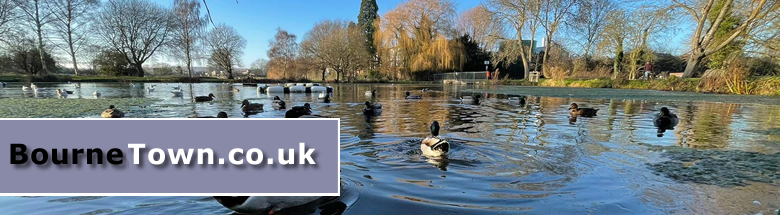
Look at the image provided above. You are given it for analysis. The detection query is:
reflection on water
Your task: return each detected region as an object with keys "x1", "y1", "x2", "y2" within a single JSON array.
[{"x1": 0, "y1": 83, "x2": 778, "y2": 214}]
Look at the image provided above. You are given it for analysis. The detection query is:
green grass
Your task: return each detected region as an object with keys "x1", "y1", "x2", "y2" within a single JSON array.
[{"x1": 0, "y1": 98, "x2": 159, "y2": 118}]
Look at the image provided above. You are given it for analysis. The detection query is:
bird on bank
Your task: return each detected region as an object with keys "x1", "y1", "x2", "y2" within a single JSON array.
[
  {"x1": 101, "y1": 105, "x2": 125, "y2": 118},
  {"x1": 195, "y1": 93, "x2": 215, "y2": 102},
  {"x1": 241, "y1": 99, "x2": 264, "y2": 113},
  {"x1": 285, "y1": 103, "x2": 312, "y2": 118},
  {"x1": 569, "y1": 103, "x2": 599, "y2": 117},
  {"x1": 509, "y1": 96, "x2": 526, "y2": 105},
  {"x1": 405, "y1": 91, "x2": 422, "y2": 99},
  {"x1": 654, "y1": 107, "x2": 679, "y2": 129},
  {"x1": 421, "y1": 121, "x2": 449, "y2": 157},
  {"x1": 363, "y1": 101, "x2": 382, "y2": 116},
  {"x1": 171, "y1": 88, "x2": 183, "y2": 97},
  {"x1": 460, "y1": 95, "x2": 480, "y2": 105},
  {"x1": 272, "y1": 96, "x2": 286, "y2": 110}
]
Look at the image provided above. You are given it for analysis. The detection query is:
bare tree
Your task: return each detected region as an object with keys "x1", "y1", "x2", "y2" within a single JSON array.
[
  {"x1": 673, "y1": 0, "x2": 780, "y2": 77},
  {"x1": 172, "y1": 0, "x2": 206, "y2": 77},
  {"x1": 205, "y1": 23, "x2": 245, "y2": 79},
  {"x1": 456, "y1": 4, "x2": 504, "y2": 50},
  {"x1": 96, "y1": 0, "x2": 174, "y2": 77},
  {"x1": 13, "y1": 0, "x2": 52, "y2": 75},
  {"x1": 45, "y1": 0, "x2": 98, "y2": 76},
  {"x1": 301, "y1": 19, "x2": 368, "y2": 82},
  {"x1": 488, "y1": 0, "x2": 543, "y2": 79},
  {"x1": 0, "y1": 0, "x2": 16, "y2": 40},
  {"x1": 267, "y1": 28, "x2": 298, "y2": 80},
  {"x1": 249, "y1": 58, "x2": 268, "y2": 77},
  {"x1": 539, "y1": 0, "x2": 577, "y2": 72},
  {"x1": 599, "y1": 9, "x2": 629, "y2": 78},
  {"x1": 567, "y1": 0, "x2": 615, "y2": 57}
]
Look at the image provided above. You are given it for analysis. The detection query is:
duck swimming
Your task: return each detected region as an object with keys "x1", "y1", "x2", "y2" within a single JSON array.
[
  {"x1": 654, "y1": 107, "x2": 679, "y2": 131},
  {"x1": 365, "y1": 90, "x2": 376, "y2": 97},
  {"x1": 233, "y1": 87, "x2": 240, "y2": 92},
  {"x1": 241, "y1": 99, "x2": 264, "y2": 113},
  {"x1": 56, "y1": 89, "x2": 68, "y2": 98},
  {"x1": 194, "y1": 93, "x2": 215, "y2": 102},
  {"x1": 569, "y1": 103, "x2": 598, "y2": 117},
  {"x1": 171, "y1": 88, "x2": 183, "y2": 97},
  {"x1": 508, "y1": 96, "x2": 526, "y2": 105},
  {"x1": 319, "y1": 93, "x2": 331, "y2": 103},
  {"x1": 285, "y1": 103, "x2": 312, "y2": 118},
  {"x1": 460, "y1": 95, "x2": 480, "y2": 105},
  {"x1": 93, "y1": 90, "x2": 101, "y2": 97},
  {"x1": 146, "y1": 86, "x2": 155, "y2": 92},
  {"x1": 272, "y1": 96, "x2": 286, "y2": 110},
  {"x1": 405, "y1": 91, "x2": 422, "y2": 99},
  {"x1": 421, "y1": 121, "x2": 449, "y2": 157},
  {"x1": 363, "y1": 101, "x2": 382, "y2": 116},
  {"x1": 100, "y1": 105, "x2": 125, "y2": 118}
]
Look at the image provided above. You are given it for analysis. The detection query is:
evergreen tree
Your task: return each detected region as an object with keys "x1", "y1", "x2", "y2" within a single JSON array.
[{"x1": 357, "y1": 0, "x2": 379, "y2": 66}]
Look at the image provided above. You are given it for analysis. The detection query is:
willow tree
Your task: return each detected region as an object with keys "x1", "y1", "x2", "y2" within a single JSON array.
[
  {"x1": 673, "y1": 0, "x2": 780, "y2": 78},
  {"x1": 379, "y1": 0, "x2": 462, "y2": 80}
]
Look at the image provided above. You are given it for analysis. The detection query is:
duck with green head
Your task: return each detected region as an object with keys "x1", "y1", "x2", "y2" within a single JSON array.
[
  {"x1": 421, "y1": 121, "x2": 449, "y2": 157},
  {"x1": 363, "y1": 101, "x2": 382, "y2": 116}
]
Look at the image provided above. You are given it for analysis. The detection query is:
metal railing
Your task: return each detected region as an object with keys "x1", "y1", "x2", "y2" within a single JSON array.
[{"x1": 434, "y1": 71, "x2": 489, "y2": 83}]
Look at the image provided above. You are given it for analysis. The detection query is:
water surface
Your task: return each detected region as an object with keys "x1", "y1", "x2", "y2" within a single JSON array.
[{"x1": 0, "y1": 83, "x2": 778, "y2": 215}]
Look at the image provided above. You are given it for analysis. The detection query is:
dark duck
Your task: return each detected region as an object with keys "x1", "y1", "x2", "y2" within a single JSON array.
[
  {"x1": 363, "y1": 101, "x2": 382, "y2": 116},
  {"x1": 654, "y1": 107, "x2": 679, "y2": 136},
  {"x1": 569, "y1": 103, "x2": 599, "y2": 117},
  {"x1": 285, "y1": 103, "x2": 312, "y2": 118},
  {"x1": 272, "y1": 96, "x2": 286, "y2": 110}
]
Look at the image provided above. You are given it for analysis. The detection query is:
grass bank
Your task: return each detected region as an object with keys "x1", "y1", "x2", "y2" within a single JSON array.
[
  {"x1": 0, "y1": 74, "x2": 439, "y2": 85},
  {"x1": 492, "y1": 76, "x2": 780, "y2": 96}
]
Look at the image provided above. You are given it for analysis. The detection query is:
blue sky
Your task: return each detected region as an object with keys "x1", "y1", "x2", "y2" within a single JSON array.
[{"x1": 151, "y1": 0, "x2": 483, "y2": 67}]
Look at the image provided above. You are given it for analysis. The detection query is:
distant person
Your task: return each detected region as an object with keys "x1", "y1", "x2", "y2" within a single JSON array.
[{"x1": 644, "y1": 61, "x2": 653, "y2": 80}]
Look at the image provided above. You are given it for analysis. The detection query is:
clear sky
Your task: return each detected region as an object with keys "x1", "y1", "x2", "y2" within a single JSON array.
[{"x1": 150, "y1": 0, "x2": 483, "y2": 67}]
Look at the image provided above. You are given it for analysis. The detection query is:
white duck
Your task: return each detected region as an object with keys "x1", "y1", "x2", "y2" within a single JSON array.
[
  {"x1": 171, "y1": 88, "x2": 183, "y2": 97},
  {"x1": 421, "y1": 121, "x2": 449, "y2": 157}
]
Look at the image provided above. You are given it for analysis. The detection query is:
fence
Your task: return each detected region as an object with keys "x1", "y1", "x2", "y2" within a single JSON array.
[{"x1": 433, "y1": 71, "x2": 489, "y2": 83}]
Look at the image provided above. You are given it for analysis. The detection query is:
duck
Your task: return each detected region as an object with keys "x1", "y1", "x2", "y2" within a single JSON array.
[
  {"x1": 272, "y1": 96, "x2": 286, "y2": 110},
  {"x1": 318, "y1": 91, "x2": 328, "y2": 99},
  {"x1": 421, "y1": 121, "x2": 449, "y2": 157},
  {"x1": 213, "y1": 196, "x2": 332, "y2": 214},
  {"x1": 197, "y1": 112, "x2": 228, "y2": 118},
  {"x1": 65, "y1": 90, "x2": 74, "y2": 94},
  {"x1": 569, "y1": 103, "x2": 598, "y2": 117},
  {"x1": 285, "y1": 103, "x2": 312, "y2": 118},
  {"x1": 654, "y1": 107, "x2": 679, "y2": 129},
  {"x1": 146, "y1": 86, "x2": 155, "y2": 92},
  {"x1": 100, "y1": 105, "x2": 125, "y2": 118},
  {"x1": 93, "y1": 90, "x2": 101, "y2": 97},
  {"x1": 508, "y1": 96, "x2": 526, "y2": 105},
  {"x1": 460, "y1": 95, "x2": 480, "y2": 105},
  {"x1": 319, "y1": 93, "x2": 331, "y2": 103},
  {"x1": 171, "y1": 88, "x2": 183, "y2": 97},
  {"x1": 405, "y1": 91, "x2": 422, "y2": 99},
  {"x1": 363, "y1": 101, "x2": 382, "y2": 116},
  {"x1": 365, "y1": 90, "x2": 376, "y2": 97},
  {"x1": 241, "y1": 99, "x2": 264, "y2": 113},
  {"x1": 194, "y1": 93, "x2": 215, "y2": 102},
  {"x1": 56, "y1": 89, "x2": 68, "y2": 98},
  {"x1": 233, "y1": 87, "x2": 240, "y2": 92}
]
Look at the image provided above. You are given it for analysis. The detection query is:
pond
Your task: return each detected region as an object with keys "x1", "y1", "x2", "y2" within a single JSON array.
[{"x1": 0, "y1": 82, "x2": 778, "y2": 215}]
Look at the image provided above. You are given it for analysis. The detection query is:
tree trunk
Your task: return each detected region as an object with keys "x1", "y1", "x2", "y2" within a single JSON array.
[
  {"x1": 227, "y1": 67, "x2": 233, "y2": 79},
  {"x1": 612, "y1": 41, "x2": 623, "y2": 79},
  {"x1": 321, "y1": 68, "x2": 326, "y2": 81},
  {"x1": 682, "y1": 53, "x2": 705, "y2": 78},
  {"x1": 68, "y1": 32, "x2": 78, "y2": 76},
  {"x1": 133, "y1": 63, "x2": 145, "y2": 77},
  {"x1": 35, "y1": 0, "x2": 47, "y2": 75}
]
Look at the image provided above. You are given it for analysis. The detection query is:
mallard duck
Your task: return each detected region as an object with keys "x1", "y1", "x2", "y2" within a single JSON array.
[
  {"x1": 285, "y1": 103, "x2": 312, "y2": 118},
  {"x1": 509, "y1": 96, "x2": 526, "y2": 105},
  {"x1": 272, "y1": 96, "x2": 286, "y2": 110},
  {"x1": 233, "y1": 88, "x2": 240, "y2": 92},
  {"x1": 195, "y1": 93, "x2": 215, "y2": 102},
  {"x1": 319, "y1": 93, "x2": 331, "y2": 103},
  {"x1": 460, "y1": 95, "x2": 480, "y2": 105},
  {"x1": 101, "y1": 105, "x2": 125, "y2": 118},
  {"x1": 654, "y1": 107, "x2": 679, "y2": 129},
  {"x1": 93, "y1": 90, "x2": 101, "y2": 97},
  {"x1": 365, "y1": 90, "x2": 376, "y2": 96},
  {"x1": 198, "y1": 112, "x2": 228, "y2": 118},
  {"x1": 363, "y1": 101, "x2": 382, "y2": 116},
  {"x1": 405, "y1": 91, "x2": 422, "y2": 99},
  {"x1": 171, "y1": 88, "x2": 183, "y2": 97},
  {"x1": 241, "y1": 99, "x2": 264, "y2": 113},
  {"x1": 569, "y1": 103, "x2": 598, "y2": 117},
  {"x1": 56, "y1": 89, "x2": 68, "y2": 98},
  {"x1": 421, "y1": 121, "x2": 449, "y2": 157}
]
